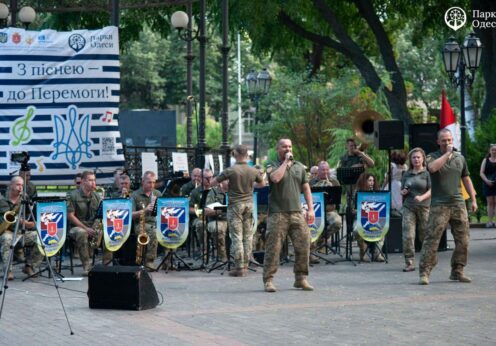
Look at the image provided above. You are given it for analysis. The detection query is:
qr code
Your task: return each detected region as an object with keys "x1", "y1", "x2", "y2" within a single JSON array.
[{"x1": 101, "y1": 137, "x2": 115, "y2": 154}]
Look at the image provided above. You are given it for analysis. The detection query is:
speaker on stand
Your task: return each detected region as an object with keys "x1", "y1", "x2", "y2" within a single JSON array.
[{"x1": 409, "y1": 123, "x2": 439, "y2": 154}]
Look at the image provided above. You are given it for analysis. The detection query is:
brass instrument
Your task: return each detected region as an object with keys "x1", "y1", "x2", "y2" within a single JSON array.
[
  {"x1": 89, "y1": 218, "x2": 103, "y2": 249},
  {"x1": 0, "y1": 203, "x2": 20, "y2": 235},
  {"x1": 135, "y1": 201, "x2": 151, "y2": 266},
  {"x1": 352, "y1": 110, "x2": 384, "y2": 151}
]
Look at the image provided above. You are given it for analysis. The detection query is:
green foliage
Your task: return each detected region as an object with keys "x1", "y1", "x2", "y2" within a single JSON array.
[
  {"x1": 176, "y1": 112, "x2": 223, "y2": 149},
  {"x1": 466, "y1": 114, "x2": 496, "y2": 205}
]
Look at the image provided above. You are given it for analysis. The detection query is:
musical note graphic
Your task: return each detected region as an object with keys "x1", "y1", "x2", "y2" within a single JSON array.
[
  {"x1": 102, "y1": 111, "x2": 113, "y2": 123},
  {"x1": 11, "y1": 106, "x2": 35, "y2": 147},
  {"x1": 51, "y1": 105, "x2": 92, "y2": 169},
  {"x1": 36, "y1": 159, "x2": 45, "y2": 172}
]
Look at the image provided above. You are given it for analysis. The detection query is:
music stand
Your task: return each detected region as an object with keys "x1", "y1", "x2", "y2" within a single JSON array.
[
  {"x1": 310, "y1": 186, "x2": 343, "y2": 264},
  {"x1": 336, "y1": 167, "x2": 364, "y2": 265}
]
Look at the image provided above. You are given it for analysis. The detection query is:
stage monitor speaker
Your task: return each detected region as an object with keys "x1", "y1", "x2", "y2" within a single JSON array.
[
  {"x1": 409, "y1": 123, "x2": 439, "y2": 154},
  {"x1": 88, "y1": 265, "x2": 159, "y2": 310},
  {"x1": 384, "y1": 216, "x2": 403, "y2": 253},
  {"x1": 374, "y1": 120, "x2": 404, "y2": 149}
]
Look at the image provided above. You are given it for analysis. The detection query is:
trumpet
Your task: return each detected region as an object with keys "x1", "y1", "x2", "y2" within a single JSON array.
[{"x1": 0, "y1": 204, "x2": 20, "y2": 235}]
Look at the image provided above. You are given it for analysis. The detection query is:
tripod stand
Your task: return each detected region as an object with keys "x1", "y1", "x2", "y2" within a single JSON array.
[
  {"x1": 0, "y1": 183, "x2": 74, "y2": 334},
  {"x1": 335, "y1": 167, "x2": 364, "y2": 266}
]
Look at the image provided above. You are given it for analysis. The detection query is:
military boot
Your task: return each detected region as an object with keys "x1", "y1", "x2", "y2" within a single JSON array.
[
  {"x1": 419, "y1": 274, "x2": 429, "y2": 285},
  {"x1": 358, "y1": 239, "x2": 370, "y2": 262},
  {"x1": 449, "y1": 272, "x2": 472, "y2": 283},
  {"x1": 403, "y1": 259, "x2": 415, "y2": 272},
  {"x1": 264, "y1": 280, "x2": 277, "y2": 292},
  {"x1": 228, "y1": 268, "x2": 244, "y2": 277},
  {"x1": 294, "y1": 276, "x2": 314, "y2": 291},
  {"x1": 22, "y1": 264, "x2": 36, "y2": 277}
]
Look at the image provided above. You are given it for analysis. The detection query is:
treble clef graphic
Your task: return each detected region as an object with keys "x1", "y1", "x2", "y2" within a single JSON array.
[{"x1": 11, "y1": 106, "x2": 35, "y2": 147}]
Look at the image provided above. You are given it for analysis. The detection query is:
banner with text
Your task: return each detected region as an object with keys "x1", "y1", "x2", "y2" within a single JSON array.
[
  {"x1": 0, "y1": 26, "x2": 124, "y2": 184},
  {"x1": 300, "y1": 192, "x2": 324, "y2": 243},
  {"x1": 36, "y1": 200, "x2": 67, "y2": 257},
  {"x1": 156, "y1": 197, "x2": 189, "y2": 249},
  {"x1": 356, "y1": 191, "x2": 390, "y2": 242}
]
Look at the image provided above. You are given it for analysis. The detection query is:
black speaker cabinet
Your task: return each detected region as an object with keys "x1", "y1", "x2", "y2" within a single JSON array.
[
  {"x1": 409, "y1": 123, "x2": 439, "y2": 154},
  {"x1": 88, "y1": 265, "x2": 159, "y2": 310},
  {"x1": 374, "y1": 120, "x2": 404, "y2": 150},
  {"x1": 384, "y1": 216, "x2": 403, "y2": 253}
]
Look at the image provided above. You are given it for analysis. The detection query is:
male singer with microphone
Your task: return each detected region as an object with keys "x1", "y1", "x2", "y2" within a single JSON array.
[
  {"x1": 263, "y1": 138, "x2": 315, "y2": 292},
  {"x1": 419, "y1": 129, "x2": 477, "y2": 285}
]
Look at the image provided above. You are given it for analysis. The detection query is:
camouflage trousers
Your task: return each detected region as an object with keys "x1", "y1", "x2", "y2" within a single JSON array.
[
  {"x1": 142, "y1": 223, "x2": 158, "y2": 264},
  {"x1": 263, "y1": 212, "x2": 310, "y2": 282},
  {"x1": 310, "y1": 211, "x2": 342, "y2": 252},
  {"x1": 69, "y1": 227, "x2": 94, "y2": 270},
  {"x1": 402, "y1": 205, "x2": 429, "y2": 264},
  {"x1": 419, "y1": 203, "x2": 469, "y2": 277},
  {"x1": 252, "y1": 212, "x2": 268, "y2": 252},
  {"x1": 227, "y1": 202, "x2": 254, "y2": 269},
  {"x1": 1, "y1": 230, "x2": 43, "y2": 271},
  {"x1": 207, "y1": 220, "x2": 228, "y2": 261}
]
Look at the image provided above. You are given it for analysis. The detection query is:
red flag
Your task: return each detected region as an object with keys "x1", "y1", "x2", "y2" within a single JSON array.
[{"x1": 440, "y1": 89, "x2": 460, "y2": 149}]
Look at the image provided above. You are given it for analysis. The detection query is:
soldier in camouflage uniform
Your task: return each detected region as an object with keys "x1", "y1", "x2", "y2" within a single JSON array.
[
  {"x1": 419, "y1": 129, "x2": 477, "y2": 285},
  {"x1": 263, "y1": 138, "x2": 315, "y2": 292},
  {"x1": 309, "y1": 161, "x2": 342, "y2": 264},
  {"x1": 204, "y1": 179, "x2": 229, "y2": 262},
  {"x1": 189, "y1": 169, "x2": 214, "y2": 257},
  {"x1": 67, "y1": 171, "x2": 102, "y2": 276},
  {"x1": 0, "y1": 176, "x2": 43, "y2": 280},
  {"x1": 131, "y1": 171, "x2": 162, "y2": 269},
  {"x1": 400, "y1": 148, "x2": 431, "y2": 272},
  {"x1": 215, "y1": 145, "x2": 263, "y2": 276}
]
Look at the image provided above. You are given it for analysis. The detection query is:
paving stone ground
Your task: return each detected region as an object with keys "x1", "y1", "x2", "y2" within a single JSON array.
[{"x1": 1, "y1": 227, "x2": 495, "y2": 345}]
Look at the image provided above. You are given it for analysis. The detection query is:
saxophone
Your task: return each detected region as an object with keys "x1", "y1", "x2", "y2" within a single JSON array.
[
  {"x1": 89, "y1": 218, "x2": 103, "y2": 249},
  {"x1": 0, "y1": 203, "x2": 20, "y2": 235},
  {"x1": 135, "y1": 202, "x2": 150, "y2": 266}
]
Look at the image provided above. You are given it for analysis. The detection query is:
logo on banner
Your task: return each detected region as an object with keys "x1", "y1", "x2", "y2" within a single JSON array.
[
  {"x1": 444, "y1": 7, "x2": 466, "y2": 31},
  {"x1": 0, "y1": 33, "x2": 7, "y2": 43},
  {"x1": 40, "y1": 212, "x2": 64, "y2": 245},
  {"x1": 12, "y1": 32, "x2": 21, "y2": 44},
  {"x1": 160, "y1": 207, "x2": 186, "y2": 238},
  {"x1": 68, "y1": 33, "x2": 86, "y2": 52},
  {"x1": 360, "y1": 201, "x2": 387, "y2": 236},
  {"x1": 105, "y1": 209, "x2": 130, "y2": 242},
  {"x1": 300, "y1": 192, "x2": 324, "y2": 243}
]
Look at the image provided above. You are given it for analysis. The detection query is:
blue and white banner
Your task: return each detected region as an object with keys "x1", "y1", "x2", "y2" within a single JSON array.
[
  {"x1": 356, "y1": 191, "x2": 390, "y2": 242},
  {"x1": 300, "y1": 192, "x2": 325, "y2": 243},
  {"x1": 156, "y1": 198, "x2": 189, "y2": 249},
  {"x1": 36, "y1": 201, "x2": 66, "y2": 257},
  {"x1": 0, "y1": 26, "x2": 124, "y2": 184},
  {"x1": 102, "y1": 198, "x2": 132, "y2": 252}
]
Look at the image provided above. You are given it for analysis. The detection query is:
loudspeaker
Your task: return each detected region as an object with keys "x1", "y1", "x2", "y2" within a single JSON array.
[
  {"x1": 374, "y1": 120, "x2": 404, "y2": 149},
  {"x1": 409, "y1": 123, "x2": 439, "y2": 154},
  {"x1": 88, "y1": 265, "x2": 159, "y2": 310},
  {"x1": 384, "y1": 216, "x2": 403, "y2": 253}
]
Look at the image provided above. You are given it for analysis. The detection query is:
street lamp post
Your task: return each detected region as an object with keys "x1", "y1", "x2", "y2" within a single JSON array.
[
  {"x1": 442, "y1": 33, "x2": 483, "y2": 156},
  {"x1": 172, "y1": 0, "x2": 207, "y2": 167},
  {"x1": 246, "y1": 68, "x2": 271, "y2": 163},
  {"x1": 0, "y1": 4, "x2": 36, "y2": 29}
]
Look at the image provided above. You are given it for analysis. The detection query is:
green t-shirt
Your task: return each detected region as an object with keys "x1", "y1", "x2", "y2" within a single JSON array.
[
  {"x1": 339, "y1": 154, "x2": 363, "y2": 168},
  {"x1": 427, "y1": 150, "x2": 468, "y2": 205},
  {"x1": 401, "y1": 169, "x2": 431, "y2": 208},
  {"x1": 266, "y1": 160, "x2": 307, "y2": 213},
  {"x1": 217, "y1": 162, "x2": 262, "y2": 204}
]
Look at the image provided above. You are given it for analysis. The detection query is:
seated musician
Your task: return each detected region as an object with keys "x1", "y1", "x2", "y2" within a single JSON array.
[
  {"x1": 181, "y1": 168, "x2": 202, "y2": 197},
  {"x1": 188, "y1": 168, "x2": 214, "y2": 254},
  {"x1": 67, "y1": 171, "x2": 102, "y2": 276},
  {"x1": 0, "y1": 176, "x2": 43, "y2": 280},
  {"x1": 131, "y1": 171, "x2": 162, "y2": 269},
  {"x1": 103, "y1": 173, "x2": 133, "y2": 265},
  {"x1": 204, "y1": 179, "x2": 229, "y2": 262},
  {"x1": 309, "y1": 161, "x2": 343, "y2": 264}
]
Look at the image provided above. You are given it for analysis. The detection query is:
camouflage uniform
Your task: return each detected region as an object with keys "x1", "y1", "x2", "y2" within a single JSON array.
[
  {"x1": 189, "y1": 186, "x2": 209, "y2": 252},
  {"x1": 0, "y1": 198, "x2": 43, "y2": 271},
  {"x1": 419, "y1": 150, "x2": 471, "y2": 279},
  {"x1": 131, "y1": 187, "x2": 162, "y2": 266},
  {"x1": 67, "y1": 188, "x2": 102, "y2": 271},
  {"x1": 309, "y1": 178, "x2": 342, "y2": 254},
  {"x1": 401, "y1": 169, "x2": 431, "y2": 265},
  {"x1": 205, "y1": 186, "x2": 228, "y2": 261},
  {"x1": 217, "y1": 162, "x2": 263, "y2": 270},
  {"x1": 263, "y1": 160, "x2": 311, "y2": 283}
]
